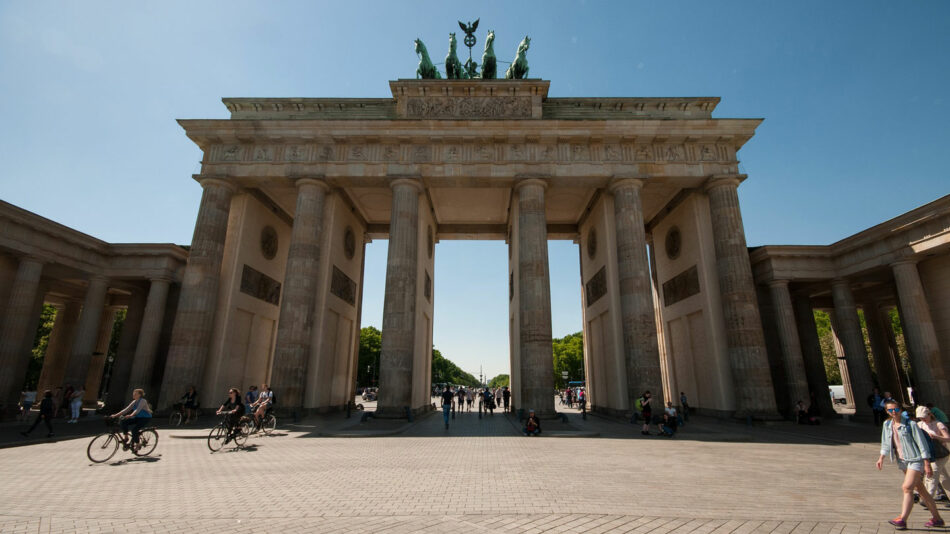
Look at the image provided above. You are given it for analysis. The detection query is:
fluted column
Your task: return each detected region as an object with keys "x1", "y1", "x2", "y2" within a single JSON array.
[
  {"x1": 768, "y1": 280, "x2": 811, "y2": 414},
  {"x1": 105, "y1": 289, "x2": 147, "y2": 411},
  {"x1": 892, "y1": 260, "x2": 948, "y2": 406},
  {"x1": 376, "y1": 178, "x2": 422, "y2": 417},
  {"x1": 37, "y1": 300, "x2": 81, "y2": 395},
  {"x1": 159, "y1": 178, "x2": 236, "y2": 409},
  {"x1": 126, "y1": 277, "x2": 172, "y2": 400},
  {"x1": 270, "y1": 178, "x2": 329, "y2": 412},
  {"x1": 62, "y1": 275, "x2": 110, "y2": 389},
  {"x1": 792, "y1": 295, "x2": 835, "y2": 417},
  {"x1": 705, "y1": 175, "x2": 778, "y2": 417},
  {"x1": 83, "y1": 306, "x2": 119, "y2": 405},
  {"x1": 610, "y1": 178, "x2": 663, "y2": 410},
  {"x1": 0, "y1": 257, "x2": 45, "y2": 412},
  {"x1": 830, "y1": 279, "x2": 875, "y2": 418},
  {"x1": 516, "y1": 178, "x2": 555, "y2": 418},
  {"x1": 863, "y1": 301, "x2": 904, "y2": 400}
]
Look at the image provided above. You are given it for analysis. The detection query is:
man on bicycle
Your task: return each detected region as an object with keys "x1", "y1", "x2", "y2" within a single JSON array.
[
  {"x1": 250, "y1": 383, "x2": 273, "y2": 428},
  {"x1": 215, "y1": 388, "x2": 244, "y2": 443},
  {"x1": 111, "y1": 388, "x2": 152, "y2": 451}
]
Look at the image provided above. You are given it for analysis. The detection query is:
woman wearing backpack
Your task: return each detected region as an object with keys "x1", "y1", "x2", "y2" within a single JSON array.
[
  {"x1": 876, "y1": 399, "x2": 944, "y2": 529},
  {"x1": 916, "y1": 406, "x2": 950, "y2": 503}
]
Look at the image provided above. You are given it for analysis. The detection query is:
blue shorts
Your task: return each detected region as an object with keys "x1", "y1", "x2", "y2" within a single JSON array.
[{"x1": 898, "y1": 459, "x2": 924, "y2": 473}]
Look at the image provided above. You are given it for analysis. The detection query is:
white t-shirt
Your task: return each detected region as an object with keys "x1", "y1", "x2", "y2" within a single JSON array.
[
  {"x1": 665, "y1": 406, "x2": 677, "y2": 417},
  {"x1": 258, "y1": 391, "x2": 273, "y2": 404}
]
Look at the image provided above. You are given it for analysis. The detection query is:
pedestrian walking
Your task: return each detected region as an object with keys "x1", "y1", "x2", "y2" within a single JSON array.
[
  {"x1": 19, "y1": 389, "x2": 37, "y2": 422},
  {"x1": 916, "y1": 406, "x2": 950, "y2": 503},
  {"x1": 67, "y1": 386, "x2": 84, "y2": 423},
  {"x1": 876, "y1": 399, "x2": 944, "y2": 529},
  {"x1": 869, "y1": 387, "x2": 885, "y2": 426},
  {"x1": 680, "y1": 391, "x2": 690, "y2": 422},
  {"x1": 502, "y1": 387, "x2": 511, "y2": 413},
  {"x1": 441, "y1": 386, "x2": 454, "y2": 430},
  {"x1": 21, "y1": 390, "x2": 54, "y2": 438}
]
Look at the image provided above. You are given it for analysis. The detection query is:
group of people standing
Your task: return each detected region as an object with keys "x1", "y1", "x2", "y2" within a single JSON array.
[
  {"x1": 875, "y1": 391, "x2": 950, "y2": 529},
  {"x1": 437, "y1": 385, "x2": 511, "y2": 429},
  {"x1": 632, "y1": 391, "x2": 689, "y2": 437}
]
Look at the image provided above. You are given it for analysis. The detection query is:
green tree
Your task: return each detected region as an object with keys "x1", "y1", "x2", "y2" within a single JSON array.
[
  {"x1": 488, "y1": 374, "x2": 509, "y2": 388},
  {"x1": 431, "y1": 347, "x2": 479, "y2": 387},
  {"x1": 356, "y1": 326, "x2": 381, "y2": 386},
  {"x1": 23, "y1": 304, "x2": 57, "y2": 390},
  {"x1": 553, "y1": 331, "x2": 584, "y2": 389}
]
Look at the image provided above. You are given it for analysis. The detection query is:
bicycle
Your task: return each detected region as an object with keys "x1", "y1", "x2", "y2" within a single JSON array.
[
  {"x1": 87, "y1": 416, "x2": 158, "y2": 463},
  {"x1": 207, "y1": 414, "x2": 249, "y2": 452},
  {"x1": 242, "y1": 408, "x2": 277, "y2": 436},
  {"x1": 169, "y1": 402, "x2": 199, "y2": 426}
]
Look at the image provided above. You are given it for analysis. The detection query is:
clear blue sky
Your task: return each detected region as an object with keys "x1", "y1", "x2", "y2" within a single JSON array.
[{"x1": 2, "y1": 2, "x2": 948, "y2": 380}]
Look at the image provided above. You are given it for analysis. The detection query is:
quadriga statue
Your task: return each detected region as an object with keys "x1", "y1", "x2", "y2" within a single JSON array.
[
  {"x1": 414, "y1": 38, "x2": 441, "y2": 79},
  {"x1": 480, "y1": 30, "x2": 497, "y2": 79},
  {"x1": 505, "y1": 35, "x2": 531, "y2": 80},
  {"x1": 445, "y1": 32, "x2": 466, "y2": 79}
]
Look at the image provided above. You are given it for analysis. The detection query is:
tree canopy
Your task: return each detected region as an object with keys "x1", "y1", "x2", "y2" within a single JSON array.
[
  {"x1": 357, "y1": 326, "x2": 479, "y2": 387},
  {"x1": 488, "y1": 374, "x2": 509, "y2": 388},
  {"x1": 553, "y1": 331, "x2": 584, "y2": 389}
]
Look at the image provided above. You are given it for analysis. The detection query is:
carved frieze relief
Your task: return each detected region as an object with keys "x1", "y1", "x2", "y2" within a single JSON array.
[
  {"x1": 405, "y1": 96, "x2": 532, "y2": 119},
  {"x1": 209, "y1": 142, "x2": 734, "y2": 165}
]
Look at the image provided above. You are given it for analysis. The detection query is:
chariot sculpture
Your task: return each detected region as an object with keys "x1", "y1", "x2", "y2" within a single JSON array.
[{"x1": 413, "y1": 20, "x2": 530, "y2": 80}]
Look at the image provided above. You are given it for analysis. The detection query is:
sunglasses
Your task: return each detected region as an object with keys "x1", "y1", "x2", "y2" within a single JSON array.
[{"x1": 886, "y1": 408, "x2": 900, "y2": 413}]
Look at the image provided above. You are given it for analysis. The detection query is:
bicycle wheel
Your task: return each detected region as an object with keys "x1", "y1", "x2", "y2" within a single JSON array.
[
  {"x1": 133, "y1": 429, "x2": 159, "y2": 456},
  {"x1": 233, "y1": 421, "x2": 250, "y2": 447},
  {"x1": 87, "y1": 433, "x2": 119, "y2": 463},
  {"x1": 207, "y1": 424, "x2": 227, "y2": 452},
  {"x1": 262, "y1": 413, "x2": 276, "y2": 435},
  {"x1": 169, "y1": 412, "x2": 182, "y2": 427}
]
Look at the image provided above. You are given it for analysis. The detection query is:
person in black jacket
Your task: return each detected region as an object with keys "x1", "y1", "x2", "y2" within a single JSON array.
[
  {"x1": 216, "y1": 388, "x2": 244, "y2": 443},
  {"x1": 21, "y1": 390, "x2": 54, "y2": 438}
]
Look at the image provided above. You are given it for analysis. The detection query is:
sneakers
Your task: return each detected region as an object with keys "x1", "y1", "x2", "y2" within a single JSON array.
[
  {"x1": 926, "y1": 518, "x2": 945, "y2": 528},
  {"x1": 888, "y1": 518, "x2": 906, "y2": 530}
]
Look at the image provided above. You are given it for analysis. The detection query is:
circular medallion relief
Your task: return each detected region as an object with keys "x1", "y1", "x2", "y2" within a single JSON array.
[
  {"x1": 427, "y1": 225, "x2": 434, "y2": 259},
  {"x1": 587, "y1": 228, "x2": 597, "y2": 259},
  {"x1": 665, "y1": 226, "x2": 682, "y2": 260},
  {"x1": 343, "y1": 227, "x2": 356, "y2": 260},
  {"x1": 260, "y1": 226, "x2": 278, "y2": 260}
]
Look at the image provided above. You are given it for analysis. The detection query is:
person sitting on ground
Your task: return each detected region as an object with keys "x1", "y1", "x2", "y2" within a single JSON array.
[
  {"x1": 216, "y1": 387, "x2": 245, "y2": 443},
  {"x1": 665, "y1": 401, "x2": 680, "y2": 427},
  {"x1": 112, "y1": 388, "x2": 152, "y2": 451},
  {"x1": 523, "y1": 409, "x2": 541, "y2": 436},
  {"x1": 658, "y1": 411, "x2": 678, "y2": 437},
  {"x1": 251, "y1": 383, "x2": 273, "y2": 427},
  {"x1": 795, "y1": 400, "x2": 809, "y2": 425}
]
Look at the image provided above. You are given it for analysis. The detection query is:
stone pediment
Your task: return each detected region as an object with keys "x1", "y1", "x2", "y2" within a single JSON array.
[{"x1": 389, "y1": 79, "x2": 548, "y2": 119}]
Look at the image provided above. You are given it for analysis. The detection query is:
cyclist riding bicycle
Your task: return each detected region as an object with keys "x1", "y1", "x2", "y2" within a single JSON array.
[
  {"x1": 111, "y1": 388, "x2": 152, "y2": 451},
  {"x1": 250, "y1": 383, "x2": 273, "y2": 427},
  {"x1": 215, "y1": 388, "x2": 244, "y2": 443}
]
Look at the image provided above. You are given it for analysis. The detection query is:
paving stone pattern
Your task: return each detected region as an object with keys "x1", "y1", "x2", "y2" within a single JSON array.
[{"x1": 0, "y1": 409, "x2": 936, "y2": 533}]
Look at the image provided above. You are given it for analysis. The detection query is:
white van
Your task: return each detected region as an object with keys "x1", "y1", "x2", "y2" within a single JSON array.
[{"x1": 828, "y1": 385, "x2": 848, "y2": 405}]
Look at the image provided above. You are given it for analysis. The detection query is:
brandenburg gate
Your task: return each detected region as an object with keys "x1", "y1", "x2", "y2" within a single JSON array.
[{"x1": 159, "y1": 77, "x2": 780, "y2": 420}]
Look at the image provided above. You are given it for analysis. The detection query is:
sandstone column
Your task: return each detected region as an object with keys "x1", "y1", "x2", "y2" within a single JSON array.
[
  {"x1": 159, "y1": 178, "x2": 236, "y2": 409},
  {"x1": 516, "y1": 179, "x2": 555, "y2": 418},
  {"x1": 610, "y1": 178, "x2": 663, "y2": 410},
  {"x1": 0, "y1": 257, "x2": 44, "y2": 412},
  {"x1": 792, "y1": 295, "x2": 836, "y2": 417},
  {"x1": 105, "y1": 289, "x2": 147, "y2": 411},
  {"x1": 37, "y1": 300, "x2": 81, "y2": 394},
  {"x1": 863, "y1": 301, "x2": 904, "y2": 399},
  {"x1": 126, "y1": 277, "x2": 172, "y2": 400},
  {"x1": 830, "y1": 279, "x2": 875, "y2": 419},
  {"x1": 768, "y1": 280, "x2": 811, "y2": 414},
  {"x1": 705, "y1": 175, "x2": 778, "y2": 418},
  {"x1": 892, "y1": 260, "x2": 949, "y2": 406},
  {"x1": 83, "y1": 306, "x2": 119, "y2": 405},
  {"x1": 270, "y1": 178, "x2": 329, "y2": 412},
  {"x1": 376, "y1": 178, "x2": 422, "y2": 417},
  {"x1": 62, "y1": 275, "x2": 110, "y2": 389}
]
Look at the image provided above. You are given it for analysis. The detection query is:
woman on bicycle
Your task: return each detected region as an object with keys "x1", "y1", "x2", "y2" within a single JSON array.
[
  {"x1": 251, "y1": 383, "x2": 273, "y2": 426},
  {"x1": 112, "y1": 388, "x2": 152, "y2": 451},
  {"x1": 215, "y1": 388, "x2": 244, "y2": 442}
]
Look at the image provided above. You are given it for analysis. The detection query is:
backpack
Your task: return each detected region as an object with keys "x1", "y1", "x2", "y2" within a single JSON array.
[
  {"x1": 269, "y1": 390, "x2": 277, "y2": 406},
  {"x1": 921, "y1": 424, "x2": 950, "y2": 459},
  {"x1": 635, "y1": 398, "x2": 643, "y2": 411}
]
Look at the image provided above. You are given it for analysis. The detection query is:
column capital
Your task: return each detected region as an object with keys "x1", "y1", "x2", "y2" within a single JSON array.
[
  {"x1": 194, "y1": 175, "x2": 239, "y2": 194},
  {"x1": 87, "y1": 274, "x2": 110, "y2": 284},
  {"x1": 704, "y1": 174, "x2": 747, "y2": 193},
  {"x1": 891, "y1": 258, "x2": 920, "y2": 268},
  {"x1": 514, "y1": 177, "x2": 548, "y2": 192},
  {"x1": 17, "y1": 255, "x2": 45, "y2": 267},
  {"x1": 830, "y1": 277, "x2": 851, "y2": 287},
  {"x1": 608, "y1": 176, "x2": 646, "y2": 193},
  {"x1": 768, "y1": 279, "x2": 790, "y2": 289},
  {"x1": 389, "y1": 177, "x2": 424, "y2": 193},
  {"x1": 295, "y1": 177, "x2": 330, "y2": 191}
]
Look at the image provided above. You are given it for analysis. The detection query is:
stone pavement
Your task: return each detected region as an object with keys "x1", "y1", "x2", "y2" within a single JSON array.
[{"x1": 0, "y1": 405, "x2": 939, "y2": 533}]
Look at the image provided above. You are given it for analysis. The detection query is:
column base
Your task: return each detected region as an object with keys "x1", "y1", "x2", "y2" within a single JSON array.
[{"x1": 374, "y1": 405, "x2": 434, "y2": 420}]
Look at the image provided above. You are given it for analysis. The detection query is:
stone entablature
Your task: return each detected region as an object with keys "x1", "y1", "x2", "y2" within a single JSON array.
[
  {"x1": 750, "y1": 195, "x2": 950, "y2": 283},
  {"x1": 0, "y1": 200, "x2": 187, "y2": 281}
]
